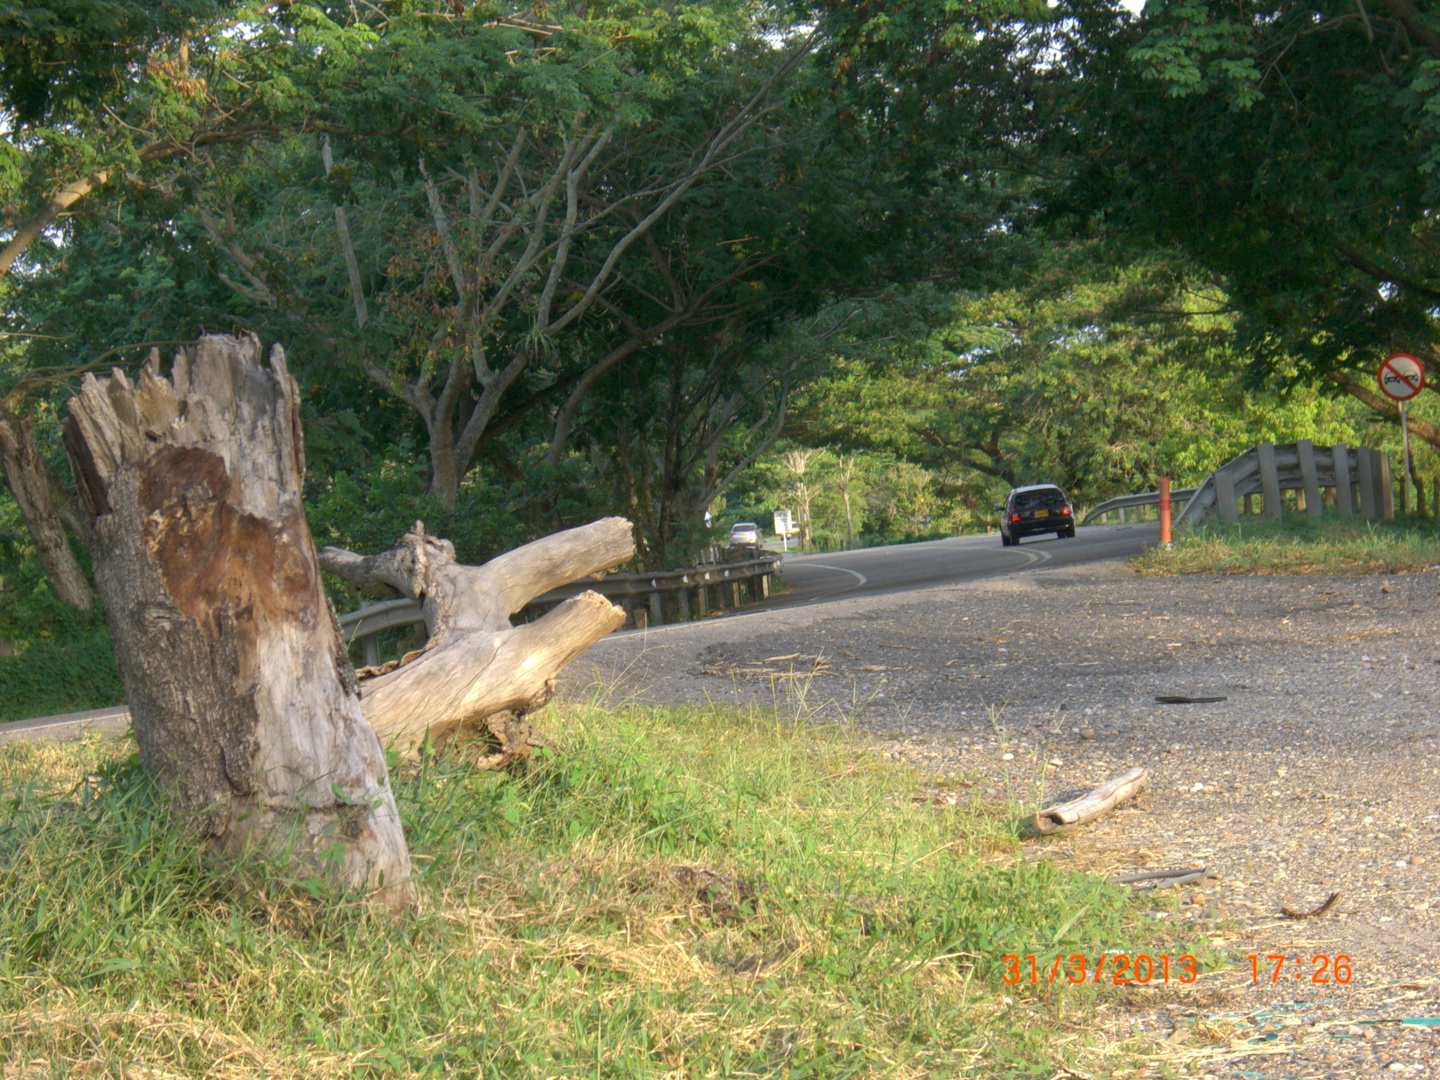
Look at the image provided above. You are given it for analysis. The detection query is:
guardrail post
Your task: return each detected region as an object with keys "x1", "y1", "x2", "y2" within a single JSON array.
[
  {"x1": 1159, "y1": 477, "x2": 1172, "y2": 547},
  {"x1": 1377, "y1": 453, "x2": 1395, "y2": 520},
  {"x1": 1297, "y1": 439, "x2": 1323, "y2": 518},
  {"x1": 1357, "y1": 446, "x2": 1376, "y2": 519},
  {"x1": 1257, "y1": 442, "x2": 1282, "y2": 520},
  {"x1": 678, "y1": 586, "x2": 691, "y2": 622},
  {"x1": 1333, "y1": 444, "x2": 1353, "y2": 515},
  {"x1": 696, "y1": 582, "x2": 709, "y2": 617},
  {"x1": 649, "y1": 591, "x2": 665, "y2": 627},
  {"x1": 1214, "y1": 467, "x2": 1239, "y2": 524},
  {"x1": 760, "y1": 573, "x2": 771, "y2": 599},
  {"x1": 357, "y1": 601, "x2": 382, "y2": 668}
]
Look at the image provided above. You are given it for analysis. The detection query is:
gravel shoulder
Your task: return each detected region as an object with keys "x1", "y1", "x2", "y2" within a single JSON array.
[{"x1": 560, "y1": 559, "x2": 1440, "y2": 1078}]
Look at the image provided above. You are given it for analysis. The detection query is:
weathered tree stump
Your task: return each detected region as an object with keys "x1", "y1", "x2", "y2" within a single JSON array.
[
  {"x1": 319, "y1": 517, "x2": 635, "y2": 758},
  {"x1": 64, "y1": 334, "x2": 414, "y2": 910}
]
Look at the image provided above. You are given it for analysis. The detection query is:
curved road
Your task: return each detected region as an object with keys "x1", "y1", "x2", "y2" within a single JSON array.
[
  {"x1": 762, "y1": 521, "x2": 1158, "y2": 610},
  {"x1": 0, "y1": 522, "x2": 1158, "y2": 738}
]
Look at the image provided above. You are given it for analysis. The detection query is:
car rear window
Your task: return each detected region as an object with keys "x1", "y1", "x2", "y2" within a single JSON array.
[{"x1": 1014, "y1": 489, "x2": 1066, "y2": 511}]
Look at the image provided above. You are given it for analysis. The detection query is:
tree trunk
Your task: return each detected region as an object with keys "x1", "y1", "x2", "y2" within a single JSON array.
[
  {"x1": 0, "y1": 409, "x2": 95, "y2": 611},
  {"x1": 320, "y1": 517, "x2": 635, "y2": 758},
  {"x1": 426, "y1": 418, "x2": 460, "y2": 513},
  {"x1": 64, "y1": 334, "x2": 414, "y2": 911}
]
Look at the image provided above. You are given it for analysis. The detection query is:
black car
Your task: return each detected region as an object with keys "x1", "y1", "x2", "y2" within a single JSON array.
[{"x1": 996, "y1": 484, "x2": 1075, "y2": 545}]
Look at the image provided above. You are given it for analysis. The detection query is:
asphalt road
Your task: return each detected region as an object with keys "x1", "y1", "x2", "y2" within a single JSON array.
[
  {"x1": 762, "y1": 521, "x2": 1159, "y2": 609},
  {"x1": 0, "y1": 522, "x2": 1157, "y2": 738}
]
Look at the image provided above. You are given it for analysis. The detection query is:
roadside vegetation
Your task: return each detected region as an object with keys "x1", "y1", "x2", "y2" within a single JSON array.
[
  {"x1": 1132, "y1": 514, "x2": 1440, "y2": 577},
  {"x1": 0, "y1": 499, "x2": 121, "y2": 721},
  {"x1": 0, "y1": 698, "x2": 1205, "y2": 1078}
]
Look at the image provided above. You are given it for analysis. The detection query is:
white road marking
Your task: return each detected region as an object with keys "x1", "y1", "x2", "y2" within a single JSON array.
[
  {"x1": 798, "y1": 563, "x2": 869, "y2": 588},
  {"x1": 1013, "y1": 548, "x2": 1053, "y2": 566}
]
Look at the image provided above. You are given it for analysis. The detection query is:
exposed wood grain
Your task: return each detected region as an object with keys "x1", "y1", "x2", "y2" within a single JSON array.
[
  {"x1": 1032, "y1": 767, "x2": 1148, "y2": 836},
  {"x1": 65, "y1": 334, "x2": 414, "y2": 911},
  {"x1": 320, "y1": 518, "x2": 634, "y2": 756}
]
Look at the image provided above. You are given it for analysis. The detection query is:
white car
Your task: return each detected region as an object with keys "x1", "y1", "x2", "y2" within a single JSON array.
[{"x1": 729, "y1": 522, "x2": 761, "y2": 546}]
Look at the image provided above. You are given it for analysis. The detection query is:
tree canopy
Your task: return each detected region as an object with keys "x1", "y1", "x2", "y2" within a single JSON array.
[{"x1": 4, "y1": 0, "x2": 1437, "y2": 613}]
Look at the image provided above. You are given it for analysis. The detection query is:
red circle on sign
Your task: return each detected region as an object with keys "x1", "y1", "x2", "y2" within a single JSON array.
[{"x1": 1378, "y1": 353, "x2": 1425, "y2": 402}]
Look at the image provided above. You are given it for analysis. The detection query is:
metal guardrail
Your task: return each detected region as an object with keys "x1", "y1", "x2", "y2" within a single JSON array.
[
  {"x1": 1081, "y1": 488, "x2": 1198, "y2": 527},
  {"x1": 1175, "y1": 441, "x2": 1393, "y2": 528},
  {"x1": 1079, "y1": 441, "x2": 1396, "y2": 532},
  {"x1": 337, "y1": 548, "x2": 783, "y2": 663}
]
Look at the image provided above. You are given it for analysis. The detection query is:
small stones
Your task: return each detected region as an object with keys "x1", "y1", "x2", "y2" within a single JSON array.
[{"x1": 1080, "y1": 729, "x2": 1097, "y2": 740}]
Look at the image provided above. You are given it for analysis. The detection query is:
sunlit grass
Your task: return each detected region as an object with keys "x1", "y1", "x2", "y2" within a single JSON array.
[
  {"x1": 1132, "y1": 512, "x2": 1440, "y2": 576},
  {"x1": 0, "y1": 699, "x2": 1196, "y2": 1077}
]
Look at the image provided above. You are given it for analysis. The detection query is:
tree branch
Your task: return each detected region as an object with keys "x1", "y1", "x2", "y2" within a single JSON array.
[
  {"x1": 1329, "y1": 370, "x2": 1440, "y2": 450},
  {"x1": 321, "y1": 136, "x2": 370, "y2": 330},
  {"x1": 1378, "y1": 0, "x2": 1440, "y2": 58}
]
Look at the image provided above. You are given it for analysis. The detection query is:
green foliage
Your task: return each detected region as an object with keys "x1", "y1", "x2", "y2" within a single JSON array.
[
  {"x1": 0, "y1": 491, "x2": 121, "y2": 719},
  {"x1": 738, "y1": 246, "x2": 1374, "y2": 542},
  {"x1": 0, "y1": 700, "x2": 1192, "y2": 1075},
  {"x1": 305, "y1": 440, "x2": 530, "y2": 569},
  {"x1": 1048, "y1": 0, "x2": 1440, "y2": 382}
]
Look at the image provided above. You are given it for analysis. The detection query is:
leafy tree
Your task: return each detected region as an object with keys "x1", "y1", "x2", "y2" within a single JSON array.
[
  {"x1": 1044, "y1": 0, "x2": 1440, "y2": 440},
  {"x1": 786, "y1": 246, "x2": 1367, "y2": 515}
]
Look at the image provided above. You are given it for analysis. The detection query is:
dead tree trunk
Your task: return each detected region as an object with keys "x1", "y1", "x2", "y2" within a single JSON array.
[
  {"x1": 64, "y1": 334, "x2": 414, "y2": 911},
  {"x1": 319, "y1": 518, "x2": 634, "y2": 760},
  {"x1": 0, "y1": 408, "x2": 95, "y2": 611}
]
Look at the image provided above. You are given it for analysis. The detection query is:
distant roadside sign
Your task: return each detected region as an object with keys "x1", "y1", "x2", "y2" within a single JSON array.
[
  {"x1": 1378, "y1": 353, "x2": 1425, "y2": 402},
  {"x1": 773, "y1": 509, "x2": 794, "y2": 537}
]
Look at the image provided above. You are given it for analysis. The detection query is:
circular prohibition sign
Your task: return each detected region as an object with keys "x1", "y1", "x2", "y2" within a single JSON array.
[{"x1": 1378, "y1": 353, "x2": 1425, "y2": 402}]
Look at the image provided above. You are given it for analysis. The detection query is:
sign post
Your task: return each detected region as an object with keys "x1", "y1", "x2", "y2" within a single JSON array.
[
  {"x1": 1377, "y1": 353, "x2": 1425, "y2": 515},
  {"x1": 773, "y1": 509, "x2": 792, "y2": 552}
]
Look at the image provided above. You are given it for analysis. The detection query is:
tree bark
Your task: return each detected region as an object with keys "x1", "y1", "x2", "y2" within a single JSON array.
[
  {"x1": 0, "y1": 408, "x2": 95, "y2": 610},
  {"x1": 64, "y1": 334, "x2": 414, "y2": 911},
  {"x1": 320, "y1": 517, "x2": 635, "y2": 758},
  {"x1": 1329, "y1": 371, "x2": 1440, "y2": 451}
]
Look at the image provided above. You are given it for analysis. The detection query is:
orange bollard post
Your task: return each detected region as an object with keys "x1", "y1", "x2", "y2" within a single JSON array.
[{"x1": 1159, "y1": 476, "x2": 1172, "y2": 548}]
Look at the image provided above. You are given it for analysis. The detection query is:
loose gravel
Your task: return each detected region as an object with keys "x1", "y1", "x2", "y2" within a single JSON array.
[{"x1": 559, "y1": 558, "x2": 1440, "y2": 1078}]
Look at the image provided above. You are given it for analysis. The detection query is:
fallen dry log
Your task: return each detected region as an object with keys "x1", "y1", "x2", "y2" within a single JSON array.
[
  {"x1": 319, "y1": 517, "x2": 634, "y2": 758},
  {"x1": 1032, "y1": 767, "x2": 1148, "y2": 836}
]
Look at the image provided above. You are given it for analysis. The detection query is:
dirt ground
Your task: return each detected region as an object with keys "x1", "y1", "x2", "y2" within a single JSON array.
[{"x1": 559, "y1": 559, "x2": 1440, "y2": 1078}]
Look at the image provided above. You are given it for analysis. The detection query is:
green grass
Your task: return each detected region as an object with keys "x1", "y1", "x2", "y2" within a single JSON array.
[
  {"x1": 0, "y1": 700, "x2": 1201, "y2": 1078},
  {"x1": 1131, "y1": 511, "x2": 1440, "y2": 576},
  {"x1": 0, "y1": 548, "x2": 123, "y2": 721}
]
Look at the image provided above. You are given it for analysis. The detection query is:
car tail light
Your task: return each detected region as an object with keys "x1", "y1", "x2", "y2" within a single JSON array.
[
  {"x1": 1011, "y1": 514, "x2": 1021, "y2": 522},
  {"x1": 1062, "y1": 505, "x2": 1072, "y2": 515}
]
